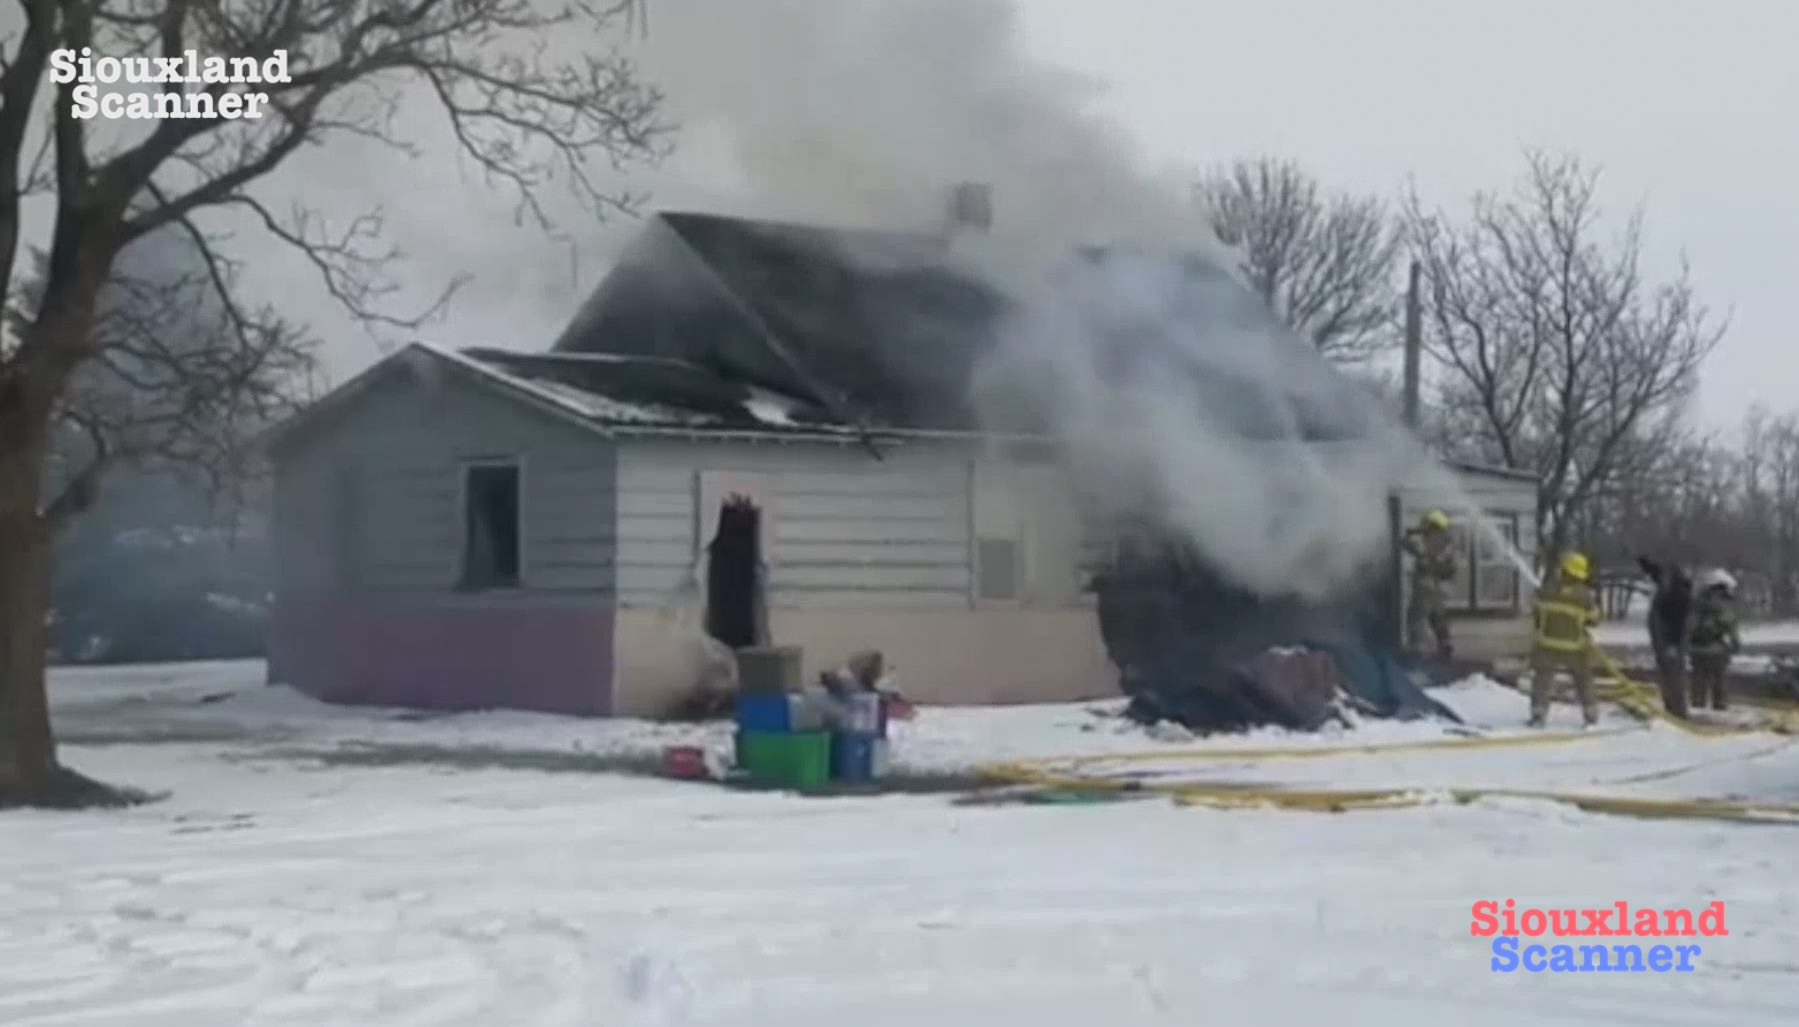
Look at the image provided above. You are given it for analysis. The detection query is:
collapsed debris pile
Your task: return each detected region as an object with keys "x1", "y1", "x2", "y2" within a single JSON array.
[{"x1": 1093, "y1": 533, "x2": 1458, "y2": 733}]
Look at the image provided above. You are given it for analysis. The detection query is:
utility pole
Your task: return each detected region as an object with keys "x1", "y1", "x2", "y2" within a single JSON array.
[{"x1": 1401, "y1": 259, "x2": 1422, "y2": 430}]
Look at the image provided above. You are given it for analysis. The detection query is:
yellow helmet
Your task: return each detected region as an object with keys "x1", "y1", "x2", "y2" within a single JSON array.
[
  {"x1": 1559, "y1": 551, "x2": 1590, "y2": 582},
  {"x1": 1423, "y1": 509, "x2": 1450, "y2": 531}
]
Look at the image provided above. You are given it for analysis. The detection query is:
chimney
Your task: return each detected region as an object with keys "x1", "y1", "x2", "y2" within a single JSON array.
[{"x1": 948, "y1": 182, "x2": 993, "y2": 233}]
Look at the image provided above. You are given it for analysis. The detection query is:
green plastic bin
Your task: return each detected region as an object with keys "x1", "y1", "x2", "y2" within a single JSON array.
[{"x1": 735, "y1": 730, "x2": 832, "y2": 790}]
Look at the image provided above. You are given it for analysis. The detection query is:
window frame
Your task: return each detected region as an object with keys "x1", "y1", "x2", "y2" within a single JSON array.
[
  {"x1": 457, "y1": 458, "x2": 526, "y2": 591},
  {"x1": 974, "y1": 535, "x2": 1023, "y2": 602},
  {"x1": 1444, "y1": 510, "x2": 1522, "y2": 616},
  {"x1": 969, "y1": 462, "x2": 1029, "y2": 608}
]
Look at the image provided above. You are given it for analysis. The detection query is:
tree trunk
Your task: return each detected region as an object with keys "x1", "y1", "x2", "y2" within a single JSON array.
[{"x1": 0, "y1": 477, "x2": 57, "y2": 801}]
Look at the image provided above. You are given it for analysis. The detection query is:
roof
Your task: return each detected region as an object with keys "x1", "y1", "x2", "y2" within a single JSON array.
[
  {"x1": 1450, "y1": 461, "x2": 1539, "y2": 483},
  {"x1": 549, "y1": 211, "x2": 1380, "y2": 442},
  {"x1": 262, "y1": 341, "x2": 869, "y2": 456},
  {"x1": 266, "y1": 210, "x2": 1485, "y2": 463}
]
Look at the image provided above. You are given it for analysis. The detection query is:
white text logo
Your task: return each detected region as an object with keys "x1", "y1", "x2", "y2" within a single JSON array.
[{"x1": 47, "y1": 48, "x2": 290, "y2": 120}]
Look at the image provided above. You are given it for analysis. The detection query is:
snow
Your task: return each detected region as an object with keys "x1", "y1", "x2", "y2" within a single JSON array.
[
  {"x1": 516, "y1": 375, "x2": 712, "y2": 426},
  {"x1": 422, "y1": 343, "x2": 714, "y2": 427},
  {"x1": 742, "y1": 386, "x2": 799, "y2": 426},
  {"x1": 8, "y1": 661, "x2": 1799, "y2": 1024},
  {"x1": 1595, "y1": 617, "x2": 1799, "y2": 650}
]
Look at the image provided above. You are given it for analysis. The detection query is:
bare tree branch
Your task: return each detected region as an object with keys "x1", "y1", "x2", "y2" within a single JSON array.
[
  {"x1": 0, "y1": 0, "x2": 667, "y2": 799},
  {"x1": 1197, "y1": 157, "x2": 1401, "y2": 362},
  {"x1": 1407, "y1": 151, "x2": 1725, "y2": 567}
]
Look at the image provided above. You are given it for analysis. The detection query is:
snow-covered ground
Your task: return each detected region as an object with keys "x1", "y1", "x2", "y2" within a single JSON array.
[
  {"x1": 1595, "y1": 616, "x2": 1799, "y2": 651},
  {"x1": 6, "y1": 661, "x2": 1799, "y2": 1025}
]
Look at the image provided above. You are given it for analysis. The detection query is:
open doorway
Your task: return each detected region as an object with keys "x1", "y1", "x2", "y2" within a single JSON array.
[{"x1": 704, "y1": 493, "x2": 765, "y2": 649}]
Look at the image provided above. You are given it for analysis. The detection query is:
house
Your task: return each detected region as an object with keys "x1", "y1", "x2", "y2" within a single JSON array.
[{"x1": 264, "y1": 190, "x2": 1540, "y2": 718}]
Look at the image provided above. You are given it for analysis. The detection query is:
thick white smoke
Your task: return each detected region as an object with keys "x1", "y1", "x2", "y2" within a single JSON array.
[
  {"x1": 623, "y1": 0, "x2": 1451, "y2": 600},
  {"x1": 625, "y1": 0, "x2": 1210, "y2": 246},
  {"x1": 941, "y1": 240, "x2": 1426, "y2": 600},
  {"x1": 276, "y1": 0, "x2": 1469, "y2": 599}
]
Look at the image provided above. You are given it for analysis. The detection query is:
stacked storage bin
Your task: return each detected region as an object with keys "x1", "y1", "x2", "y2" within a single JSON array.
[
  {"x1": 732, "y1": 647, "x2": 831, "y2": 790},
  {"x1": 829, "y1": 691, "x2": 890, "y2": 784}
]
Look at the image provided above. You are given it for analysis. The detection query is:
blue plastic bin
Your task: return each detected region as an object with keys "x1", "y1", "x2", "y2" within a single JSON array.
[
  {"x1": 830, "y1": 731, "x2": 887, "y2": 782},
  {"x1": 735, "y1": 692, "x2": 793, "y2": 732}
]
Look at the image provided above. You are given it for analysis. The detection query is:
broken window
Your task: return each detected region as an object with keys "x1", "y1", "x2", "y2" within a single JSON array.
[
  {"x1": 976, "y1": 537, "x2": 1021, "y2": 601},
  {"x1": 461, "y1": 463, "x2": 521, "y2": 589}
]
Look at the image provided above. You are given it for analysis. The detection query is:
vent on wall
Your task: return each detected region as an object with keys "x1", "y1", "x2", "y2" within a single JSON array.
[{"x1": 976, "y1": 537, "x2": 1020, "y2": 601}]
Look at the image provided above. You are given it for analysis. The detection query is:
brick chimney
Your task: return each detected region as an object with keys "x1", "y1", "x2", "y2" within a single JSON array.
[{"x1": 948, "y1": 182, "x2": 993, "y2": 233}]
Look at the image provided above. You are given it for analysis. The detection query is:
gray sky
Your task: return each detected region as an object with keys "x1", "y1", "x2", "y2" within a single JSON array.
[{"x1": 1020, "y1": 0, "x2": 1798, "y2": 426}]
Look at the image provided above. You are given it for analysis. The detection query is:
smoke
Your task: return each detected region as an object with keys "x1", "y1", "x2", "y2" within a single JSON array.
[
  {"x1": 280, "y1": 0, "x2": 1226, "y2": 362},
  {"x1": 947, "y1": 240, "x2": 1432, "y2": 600},
  {"x1": 274, "y1": 0, "x2": 1470, "y2": 600},
  {"x1": 626, "y1": 0, "x2": 1207, "y2": 246},
  {"x1": 619, "y1": 0, "x2": 1448, "y2": 600}
]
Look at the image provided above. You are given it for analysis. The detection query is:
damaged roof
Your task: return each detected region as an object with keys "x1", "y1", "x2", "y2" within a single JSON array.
[
  {"x1": 273, "y1": 210, "x2": 1391, "y2": 450},
  {"x1": 543, "y1": 211, "x2": 1381, "y2": 441}
]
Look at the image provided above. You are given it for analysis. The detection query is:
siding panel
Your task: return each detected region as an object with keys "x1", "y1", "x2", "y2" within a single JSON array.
[
  {"x1": 272, "y1": 359, "x2": 618, "y2": 598},
  {"x1": 613, "y1": 439, "x2": 974, "y2": 609}
]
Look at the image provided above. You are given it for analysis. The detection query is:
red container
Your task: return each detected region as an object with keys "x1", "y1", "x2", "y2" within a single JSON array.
[{"x1": 662, "y1": 745, "x2": 710, "y2": 780}]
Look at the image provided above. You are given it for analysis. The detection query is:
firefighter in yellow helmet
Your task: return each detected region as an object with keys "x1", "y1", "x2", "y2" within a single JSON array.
[
  {"x1": 1529, "y1": 551, "x2": 1601, "y2": 728},
  {"x1": 1401, "y1": 509, "x2": 1457, "y2": 661}
]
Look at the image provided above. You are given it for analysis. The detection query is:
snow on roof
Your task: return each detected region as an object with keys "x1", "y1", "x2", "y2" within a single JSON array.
[
  {"x1": 743, "y1": 386, "x2": 799, "y2": 427},
  {"x1": 519, "y1": 374, "x2": 717, "y2": 426},
  {"x1": 417, "y1": 343, "x2": 716, "y2": 428}
]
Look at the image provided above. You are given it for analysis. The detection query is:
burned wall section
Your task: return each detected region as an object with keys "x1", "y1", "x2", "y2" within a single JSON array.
[{"x1": 1093, "y1": 515, "x2": 1438, "y2": 733}]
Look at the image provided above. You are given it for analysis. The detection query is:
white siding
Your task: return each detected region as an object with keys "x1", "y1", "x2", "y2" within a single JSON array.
[
  {"x1": 272, "y1": 357, "x2": 618, "y2": 596},
  {"x1": 614, "y1": 438, "x2": 976, "y2": 608},
  {"x1": 612, "y1": 437, "x2": 1097, "y2": 611},
  {"x1": 1398, "y1": 466, "x2": 1540, "y2": 662}
]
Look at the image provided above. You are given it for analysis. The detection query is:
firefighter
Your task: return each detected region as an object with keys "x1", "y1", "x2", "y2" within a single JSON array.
[
  {"x1": 1688, "y1": 569, "x2": 1742, "y2": 712},
  {"x1": 1637, "y1": 555, "x2": 1693, "y2": 718},
  {"x1": 1402, "y1": 510, "x2": 1457, "y2": 660},
  {"x1": 1529, "y1": 551, "x2": 1601, "y2": 728}
]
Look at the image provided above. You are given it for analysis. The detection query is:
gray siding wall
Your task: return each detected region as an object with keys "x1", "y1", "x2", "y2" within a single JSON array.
[
  {"x1": 613, "y1": 438, "x2": 1095, "y2": 611},
  {"x1": 615, "y1": 438, "x2": 973, "y2": 609},
  {"x1": 272, "y1": 360, "x2": 617, "y2": 596}
]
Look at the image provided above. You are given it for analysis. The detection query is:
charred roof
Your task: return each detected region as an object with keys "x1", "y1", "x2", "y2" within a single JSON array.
[{"x1": 525, "y1": 210, "x2": 1383, "y2": 442}]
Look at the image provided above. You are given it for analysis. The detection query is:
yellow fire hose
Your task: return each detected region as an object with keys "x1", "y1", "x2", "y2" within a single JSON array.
[
  {"x1": 980, "y1": 752, "x2": 1799, "y2": 825},
  {"x1": 974, "y1": 641, "x2": 1799, "y2": 825},
  {"x1": 1582, "y1": 643, "x2": 1799, "y2": 737}
]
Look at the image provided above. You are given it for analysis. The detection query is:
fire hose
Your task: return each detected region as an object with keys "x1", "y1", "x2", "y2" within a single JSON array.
[
  {"x1": 976, "y1": 643, "x2": 1799, "y2": 824},
  {"x1": 1580, "y1": 643, "x2": 1799, "y2": 737}
]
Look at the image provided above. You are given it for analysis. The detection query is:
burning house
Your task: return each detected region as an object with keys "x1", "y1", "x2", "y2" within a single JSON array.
[{"x1": 263, "y1": 186, "x2": 1538, "y2": 722}]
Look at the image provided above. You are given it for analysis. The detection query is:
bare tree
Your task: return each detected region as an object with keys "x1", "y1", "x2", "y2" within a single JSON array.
[
  {"x1": 0, "y1": 0, "x2": 666, "y2": 804},
  {"x1": 1404, "y1": 152, "x2": 1724, "y2": 571},
  {"x1": 1738, "y1": 409, "x2": 1799, "y2": 613},
  {"x1": 1197, "y1": 157, "x2": 1401, "y2": 361}
]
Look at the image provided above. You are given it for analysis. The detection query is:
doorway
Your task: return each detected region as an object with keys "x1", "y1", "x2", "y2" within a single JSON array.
[{"x1": 704, "y1": 493, "x2": 764, "y2": 649}]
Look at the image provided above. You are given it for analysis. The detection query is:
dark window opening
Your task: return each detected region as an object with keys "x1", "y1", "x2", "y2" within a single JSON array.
[
  {"x1": 705, "y1": 494, "x2": 764, "y2": 649},
  {"x1": 461, "y1": 464, "x2": 521, "y2": 589}
]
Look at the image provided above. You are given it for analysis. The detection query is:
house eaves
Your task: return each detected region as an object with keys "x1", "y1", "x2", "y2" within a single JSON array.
[
  {"x1": 1451, "y1": 461, "x2": 1539, "y2": 484},
  {"x1": 260, "y1": 342, "x2": 617, "y2": 457}
]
